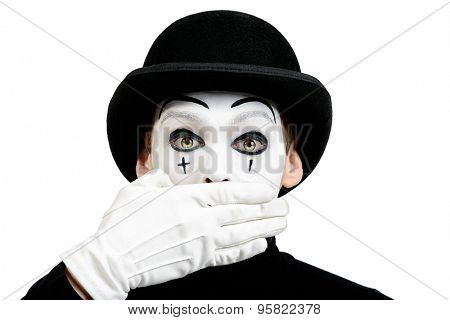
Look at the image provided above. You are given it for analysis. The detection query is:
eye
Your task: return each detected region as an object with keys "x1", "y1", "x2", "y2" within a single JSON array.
[
  {"x1": 169, "y1": 129, "x2": 205, "y2": 152},
  {"x1": 231, "y1": 131, "x2": 268, "y2": 155}
]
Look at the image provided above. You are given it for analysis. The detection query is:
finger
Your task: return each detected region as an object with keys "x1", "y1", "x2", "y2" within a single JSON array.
[
  {"x1": 215, "y1": 216, "x2": 287, "y2": 248},
  {"x1": 214, "y1": 238, "x2": 267, "y2": 266},
  {"x1": 212, "y1": 198, "x2": 289, "y2": 226},
  {"x1": 189, "y1": 181, "x2": 278, "y2": 207}
]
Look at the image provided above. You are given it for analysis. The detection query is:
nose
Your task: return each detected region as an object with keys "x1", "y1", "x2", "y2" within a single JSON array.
[
  {"x1": 205, "y1": 177, "x2": 229, "y2": 183},
  {"x1": 202, "y1": 146, "x2": 231, "y2": 183}
]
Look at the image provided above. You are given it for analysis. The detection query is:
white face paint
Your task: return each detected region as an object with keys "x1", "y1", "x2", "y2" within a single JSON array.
[{"x1": 150, "y1": 91, "x2": 286, "y2": 189}]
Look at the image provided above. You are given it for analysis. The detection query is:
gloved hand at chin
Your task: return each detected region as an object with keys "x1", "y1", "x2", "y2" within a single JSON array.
[{"x1": 61, "y1": 169, "x2": 289, "y2": 300}]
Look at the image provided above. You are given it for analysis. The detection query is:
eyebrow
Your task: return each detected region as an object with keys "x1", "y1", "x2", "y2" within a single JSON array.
[
  {"x1": 160, "y1": 111, "x2": 203, "y2": 125},
  {"x1": 158, "y1": 95, "x2": 209, "y2": 118},
  {"x1": 230, "y1": 97, "x2": 277, "y2": 124},
  {"x1": 230, "y1": 110, "x2": 275, "y2": 125}
]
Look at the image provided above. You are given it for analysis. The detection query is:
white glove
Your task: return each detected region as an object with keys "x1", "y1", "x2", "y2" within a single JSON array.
[{"x1": 60, "y1": 169, "x2": 289, "y2": 299}]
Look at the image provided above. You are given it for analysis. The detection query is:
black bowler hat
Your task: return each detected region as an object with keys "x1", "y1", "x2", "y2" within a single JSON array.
[{"x1": 107, "y1": 10, "x2": 332, "y2": 194}]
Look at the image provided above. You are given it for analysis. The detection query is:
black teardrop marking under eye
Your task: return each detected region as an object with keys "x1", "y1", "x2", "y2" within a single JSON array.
[{"x1": 248, "y1": 159, "x2": 253, "y2": 172}]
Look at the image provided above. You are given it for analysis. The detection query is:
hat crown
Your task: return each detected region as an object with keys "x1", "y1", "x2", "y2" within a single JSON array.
[{"x1": 144, "y1": 10, "x2": 301, "y2": 72}]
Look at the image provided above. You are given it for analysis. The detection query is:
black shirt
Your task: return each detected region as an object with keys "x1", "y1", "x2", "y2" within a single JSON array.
[{"x1": 22, "y1": 237, "x2": 391, "y2": 300}]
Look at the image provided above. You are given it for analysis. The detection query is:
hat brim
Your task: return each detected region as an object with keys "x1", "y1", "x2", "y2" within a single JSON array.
[{"x1": 107, "y1": 62, "x2": 332, "y2": 195}]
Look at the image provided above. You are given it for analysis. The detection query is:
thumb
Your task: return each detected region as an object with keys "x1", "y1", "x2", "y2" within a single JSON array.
[
  {"x1": 104, "y1": 169, "x2": 173, "y2": 215},
  {"x1": 134, "y1": 168, "x2": 174, "y2": 188}
]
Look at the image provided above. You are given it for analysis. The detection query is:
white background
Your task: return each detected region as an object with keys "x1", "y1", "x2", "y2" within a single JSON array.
[{"x1": 0, "y1": 0, "x2": 448, "y2": 303}]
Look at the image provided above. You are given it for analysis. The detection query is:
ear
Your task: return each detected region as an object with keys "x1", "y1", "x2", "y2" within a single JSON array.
[
  {"x1": 135, "y1": 149, "x2": 153, "y2": 178},
  {"x1": 281, "y1": 145, "x2": 303, "y2": 188}
]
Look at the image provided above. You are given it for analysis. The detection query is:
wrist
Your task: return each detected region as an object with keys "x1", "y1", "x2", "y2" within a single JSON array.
[
  {"x1": 61, "y1": 235, "x2": 130, "y2": 299},
  {"x1": 65, "y1": 267, "x2": 92, "y2": 300}
]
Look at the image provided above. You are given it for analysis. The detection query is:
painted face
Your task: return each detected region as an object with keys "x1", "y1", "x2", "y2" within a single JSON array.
[{"x1": 150, "y1": 91, "x2": 286, "y2": 189}]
